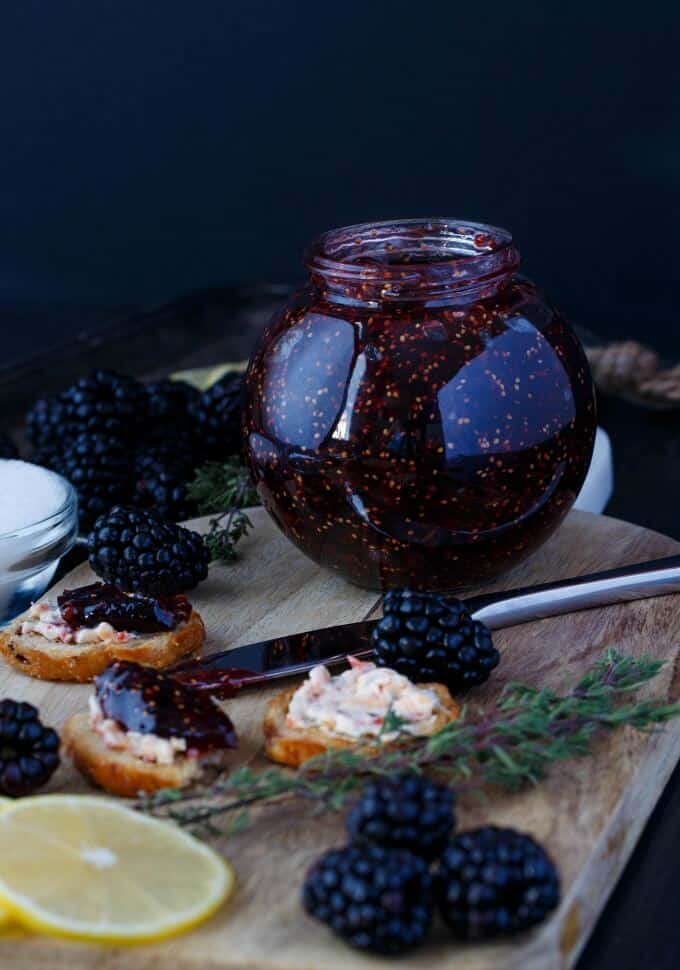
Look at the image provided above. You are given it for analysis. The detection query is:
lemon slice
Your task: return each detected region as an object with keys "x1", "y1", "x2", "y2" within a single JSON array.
[
  {"x1": 172, "y1": 361, "x2": 248, "y2": 391},
  {"x1": 0, "y1": 800, "x2": 13, "y2": 929},
  {"x1": 0, "y1": 795, "x2": 233, "y2": 943}
]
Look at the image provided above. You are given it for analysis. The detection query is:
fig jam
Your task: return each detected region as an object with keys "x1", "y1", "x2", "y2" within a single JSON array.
[
  {"x1": 243, "y1": 219, "x2": 596, "y2": 591},
  {"x1": 95, "y1": 661, "x2": 237, "y2": 751},
  {"x1": 58, "y1": 582, "x2": 191, "y2": 633}
]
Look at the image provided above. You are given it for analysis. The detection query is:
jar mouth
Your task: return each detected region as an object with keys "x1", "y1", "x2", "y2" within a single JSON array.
[{"x1": 305, "y1": 218, "x2": 520, "y2": 303}]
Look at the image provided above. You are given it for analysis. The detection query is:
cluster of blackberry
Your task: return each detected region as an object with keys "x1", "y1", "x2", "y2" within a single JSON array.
[
  {"x1": 0, "y1": 699, "x2": 60, "y2": 797},
  {"x1": 24, "y1": 369, "x2": 243, "y2": 530},
  {"x1": 303, "y1": 774, "x2": 559, "y2": 955}
]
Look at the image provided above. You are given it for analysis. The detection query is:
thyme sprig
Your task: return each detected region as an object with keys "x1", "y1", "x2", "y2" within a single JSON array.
[
  {"x1": 138, "y1": 650, "x2": 680, "y2": 835},
  {"x1": 188, "y1": 459, "x2": 260, "y2": 563}
]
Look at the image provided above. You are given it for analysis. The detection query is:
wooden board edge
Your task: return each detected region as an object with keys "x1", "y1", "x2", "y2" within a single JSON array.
[{"x1": 548, "y1": 722, "x2": 680, "y2": 969}]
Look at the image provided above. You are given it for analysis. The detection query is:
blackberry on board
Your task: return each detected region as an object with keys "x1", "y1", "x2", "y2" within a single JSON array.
[
  {"x1": 436, "y1": 826, "x2": 560, "y2": 940},
  {"x1": 51, "y1": 433, "x2": 133, "y2": 531},
  {"x1": 26, "y1": 395, "x2": 70, "y2": 458},
  {"x1": 49, "y1": 434, "x2": 130, "y2": 525},
  {"x1": 0, "y1": 699, "x2": 60, "y2": 797},
  {"x1": 190, "y1": 372, "x2": 244, "y2": 460},
  {"x1": 59, "y1": 369, "x2": 147, "y2": 439},
  {"x1": 145, "y1": 378, "x2": 200, "y2": 426},
  {"x1": 303, "y1": 843, "x2": 433, "y2": 955},
  {"x1": 27, "y1": 370, "x2": 146, "y2": 452},
  {"x1": 0, "y1": 432, "x2": 18, "y2": 459},
  {"x1": 134, "y1": 427, "x2": 201, "y2": 472},
  {"x1": 88, "y1": 506, "x2": 210, "y2": 596},
  {"x1": 346, "y1": 774, "x2": 455, "y2": 860},
  {"x1": 133, "y1": 448, "x2": 196, "y2": 523},
  {"x1": 372, "y1": 589, "x2": 500, "y2": 690}
]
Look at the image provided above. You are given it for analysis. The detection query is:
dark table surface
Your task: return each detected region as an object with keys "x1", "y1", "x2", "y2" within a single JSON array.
[{"x1": 2, "y1": 288, "x2": 679, "y2": 968}]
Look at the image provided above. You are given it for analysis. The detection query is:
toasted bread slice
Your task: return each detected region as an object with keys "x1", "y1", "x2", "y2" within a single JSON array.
[
  {"x1": 0, "y1": 608, "x2": 205, "y2": 682},
  {"x1": 263, "y1": 681, "x2": 461, "y2": 768},
  {"x1": 63, "y1": 711, "x2": 225, "y2": 798}
]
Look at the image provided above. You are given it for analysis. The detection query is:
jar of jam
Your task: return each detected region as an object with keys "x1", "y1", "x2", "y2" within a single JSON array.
[{"x1": 243, "y1": 219, "x2": 596, "y2": 591}]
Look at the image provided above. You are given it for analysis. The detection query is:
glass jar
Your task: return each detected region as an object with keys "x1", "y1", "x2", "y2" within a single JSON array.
[{"x1": 243, "y1": 219, "x2": 596, "y2": 591}]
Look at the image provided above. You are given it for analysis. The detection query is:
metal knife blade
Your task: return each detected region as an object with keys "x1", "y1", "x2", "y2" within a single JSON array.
[{"x1": 171, "y1": 554, "x2": 680, "y2": 698}]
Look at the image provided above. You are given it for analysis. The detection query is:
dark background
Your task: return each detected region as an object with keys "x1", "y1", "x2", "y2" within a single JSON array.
[
  {"x1": 2, "y1": 7, "x2": 680, "y2": 968},
  {"x1": 2, "y1": 0, "x2": 679, "y2": 363}
]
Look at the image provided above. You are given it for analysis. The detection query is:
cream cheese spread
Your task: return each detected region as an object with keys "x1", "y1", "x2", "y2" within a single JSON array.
[
  {"x1": 89, "y1": 696, "x2": 188, "y2": 765},
  {"x1": 21, "y1": 600, "x2": 134, "y2": 645},
  {"x1": 286, "y1": 657, "x2": 440, "y2": 741}
]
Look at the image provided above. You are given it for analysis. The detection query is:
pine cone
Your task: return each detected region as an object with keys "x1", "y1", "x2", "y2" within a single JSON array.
[
  {"x1": 638, "y1": 364, "x2": 680, "y2": 404},
  {"x1": 587, "y1": 341, "x2": 660, "y2": 394}
]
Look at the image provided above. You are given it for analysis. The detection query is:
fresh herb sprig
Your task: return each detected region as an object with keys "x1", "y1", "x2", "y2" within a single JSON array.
[
  {"x1": 138, "y1": 649, "x2": 680, "y2": 835},
  {"x1": 188, "y1": 459, "x2": 260, "y2": 563}
]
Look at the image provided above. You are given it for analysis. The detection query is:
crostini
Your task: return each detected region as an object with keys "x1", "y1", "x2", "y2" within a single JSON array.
[
  {"x1": 63, "y1": 660, "x2": 237, "y2": 797},
  {"x1": 264, "y1": 656, "x2": 461, "y2": 768},
  {"x1": 0, "y1": 582, "x2": 205, "y2": 682}
]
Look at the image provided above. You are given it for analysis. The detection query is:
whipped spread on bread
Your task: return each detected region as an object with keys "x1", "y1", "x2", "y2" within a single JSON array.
[
  {"x1": 88, "y1": 696, "x2": 188, "y2": 765},
  {"x1": 286, "y1": 656, "x2": 440, "y2": 741},
  {"x1": 21, "y1": 601, "x2": 134, "y2": 645}
]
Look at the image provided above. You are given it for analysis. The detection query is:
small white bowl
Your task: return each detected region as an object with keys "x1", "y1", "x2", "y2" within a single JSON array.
[{"x1": 0, "y1": 473, "x2": 79, "y2": 624}]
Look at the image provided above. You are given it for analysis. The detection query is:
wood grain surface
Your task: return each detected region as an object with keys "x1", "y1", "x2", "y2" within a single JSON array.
[{"x1": 0, "y1": 507, "x2": 678, "y2": 970}]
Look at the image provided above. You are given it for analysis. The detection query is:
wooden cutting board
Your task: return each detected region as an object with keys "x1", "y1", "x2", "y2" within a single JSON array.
[{"x1": 0, "y1": 508, "x2": 679, "y2": 970}]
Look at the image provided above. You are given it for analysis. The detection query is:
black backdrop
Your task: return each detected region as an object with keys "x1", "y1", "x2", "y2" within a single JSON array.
[{"x1": 2, "y1": 0, "x2": 679, "y2": 360}]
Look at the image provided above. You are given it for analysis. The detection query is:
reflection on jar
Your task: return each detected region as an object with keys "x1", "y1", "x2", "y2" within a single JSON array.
[{"x1": 244, "y1": 219, "x2": 596, "y2": 591}]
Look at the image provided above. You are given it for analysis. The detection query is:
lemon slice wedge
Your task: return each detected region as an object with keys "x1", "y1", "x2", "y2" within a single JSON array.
[
  {"x1": 0, "y1": 795, "x2": 233, "y2": 943},
  {"x1": 0, "y1": 799, "x2": 14, "y2": 929}
]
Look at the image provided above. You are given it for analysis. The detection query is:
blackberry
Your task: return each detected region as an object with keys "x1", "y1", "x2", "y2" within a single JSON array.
[
  {"x1": 0, "y1": 432, "x2": 18, "y2": 459},
  {"x1": 27, "y1": 371, "x2": 146, "y2": 452},
  {"x1": 51, "y1": 433, "x2": 133, "y2": 531},
  {"x1": 190, "y1": 373, "x2": 243, "y2": 460},
  {"x1": 88, "y1": 506, "x2": 210, "y2": 596},
  {"x1": 372, "y1": 589, "x2": 500, "y2": 691},
  {"x1": 346, "y1": 774, "x2": 455, "y2": 860},
  {"x1": 60, "y1": 369, "x2": 147, "y2": 439},
  {"x1": 0, "y1": 699, "x2": 60, "y2": 797},
  {"x1": 26, "y1": 394, "x2": 70, "y2": 457},
  {"x1": 436, "y1": 826, "x2": 560, "y2": 939},
  {"x1": 136, "y1": 427, "x2": 200, "y2": 468},
  {"x1": 303, "y1": 843, "x2": 433, "y2": 954},
  {"x1": 133, "y1": 447, "x2": 196, "y2": 522},
  {"x1": 145, "y1": 379, "x2": 200, "y2": 426}
]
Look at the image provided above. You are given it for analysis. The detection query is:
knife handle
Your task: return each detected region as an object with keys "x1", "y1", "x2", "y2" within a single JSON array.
[{"x1": 467, "y1": 554, "x2": 680, "y2": 630}]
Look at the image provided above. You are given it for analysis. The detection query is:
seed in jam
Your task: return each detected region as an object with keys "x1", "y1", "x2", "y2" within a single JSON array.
[
  {"x1": 95, "y1": 661, "x2": 237, "y2": 752},
  {"x1": 58, "y1": 582, "x2": 192, "y2": 633}
]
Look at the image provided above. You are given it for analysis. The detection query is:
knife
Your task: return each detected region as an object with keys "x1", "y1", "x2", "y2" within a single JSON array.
[{"x1": 170, "y1": 555, "x2": 680, "y2": 698}]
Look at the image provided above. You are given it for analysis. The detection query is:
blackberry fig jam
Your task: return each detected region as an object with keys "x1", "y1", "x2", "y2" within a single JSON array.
[
  {"x1": 243, "y1": 219, "x2": 596, "y2": 591},
  {"x1": 58, "y1": 582, "x2": 191, "y2": 633},
  {"x1": 95, "y1": 661, "x2": 237, "y2": 752}
]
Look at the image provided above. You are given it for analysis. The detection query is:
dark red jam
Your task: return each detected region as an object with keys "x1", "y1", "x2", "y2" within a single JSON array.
[
  {"x1": 95, "y1": 661, "x2": 237, "y2": 752},
  {"x1": 58, "y1": 583, "x2": 191, "y2": 633},
  {"x1": 243, "y1": 219, "x2": 596, "y2": 591}
]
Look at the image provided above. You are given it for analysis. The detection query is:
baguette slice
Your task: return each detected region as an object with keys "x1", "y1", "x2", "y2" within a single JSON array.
[
  {"x1": 62, "y1": 711, "x2": 223, "y2": 798},
  {"x1": 263, "y1": 681, "x2": 461, "y2": 768},
  {"x1": 0, "y1": 608, "x2": 205, "y2": 683}
]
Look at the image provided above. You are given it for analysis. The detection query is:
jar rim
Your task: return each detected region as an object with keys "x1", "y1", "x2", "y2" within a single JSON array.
[
  {"x1": 306, "y1": 218, "x2": 515, "y2": 271},
  {"x1": 304, "y1": 218, "x2": 520, "y2": 302}
]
